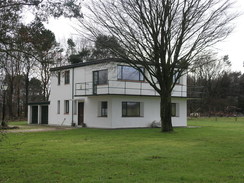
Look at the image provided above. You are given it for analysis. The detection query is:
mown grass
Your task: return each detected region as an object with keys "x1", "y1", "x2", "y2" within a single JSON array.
[{"x1": 1, "y1": 118, "x2": 244, "y2": 183}]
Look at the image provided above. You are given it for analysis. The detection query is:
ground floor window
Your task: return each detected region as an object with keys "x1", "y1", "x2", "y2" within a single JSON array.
[
  {"x1": 122, "y1": 102, "x2": 142, "y2": 117},
  {"x1": 98, "y1": 101, "x2": 108, "y2": 117},
  {"x1": 171, "y1": 103, "x2": 179, "y2": 117},
  {"x1": 64, "y1": 100, "x2": 69, "y2": 114},
  {"x1": 57, "y1": 100, "x2": 60, "y2": 114}
]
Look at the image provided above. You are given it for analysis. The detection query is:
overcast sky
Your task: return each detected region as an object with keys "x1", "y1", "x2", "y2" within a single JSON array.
[{"x1": 45, "y1": 0, "x2": 244, "y2": 73}]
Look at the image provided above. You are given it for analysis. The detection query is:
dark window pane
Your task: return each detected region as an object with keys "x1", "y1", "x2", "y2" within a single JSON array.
[
  {"x1": 171, "y1": 103, "x2": 176, "y2": 117},
  {"x1": 101, "y1": 101, "x2": 108, "y2": 117},
  {"x1": 122, "y1": 102, "x2": 140, "y2": 117},
  {"x1": 98, "y1": 70, "x2": 108, "y2": 84},
  {"x1": 94, "y1": 70, "x2": 108, "y2": 85},
  {"x1": 65, "y1": 71, "x2": 70, "y2": 84},
  {"x1": 65, "y1": 100, "x2": 69, "y2": 114},
  {"x1": 58, "y1": 72, "x2": 61, "y2": 85},
  {"x1": 118, "y1": 66, "x2": 144, "y2": 81}
]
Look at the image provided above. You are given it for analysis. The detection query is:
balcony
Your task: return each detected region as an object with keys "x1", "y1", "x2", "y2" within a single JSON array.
[{"x1": 75, "y1": 80, "x2": 187, "y2": 97}]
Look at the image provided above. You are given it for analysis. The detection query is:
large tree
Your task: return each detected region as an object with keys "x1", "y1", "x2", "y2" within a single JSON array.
[{"x1": 80, "y1": 0, "x2": 238, "y2": 132}]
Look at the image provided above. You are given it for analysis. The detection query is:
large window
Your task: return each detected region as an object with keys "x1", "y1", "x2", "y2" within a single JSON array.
[
  {"x1": 64, "y1": 100, "x2": 69, "y2": 114},
  {"x1": 93, "y1": 70, "x2": 108, "y2": 85},
  {"x1": 118, "y1": 65, "x2": 144, "y2": 81},
  {"x1": 64, "y1": 70, "x2": 70, "y2": 84},
  {"x1": 122, "y1": 102, "x2": 141, "y2": 117}
]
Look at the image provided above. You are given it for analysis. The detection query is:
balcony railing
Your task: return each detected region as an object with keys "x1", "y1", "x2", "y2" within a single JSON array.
[{"x1": 75, "y1": 80, "x2": 187, "y2": 97}]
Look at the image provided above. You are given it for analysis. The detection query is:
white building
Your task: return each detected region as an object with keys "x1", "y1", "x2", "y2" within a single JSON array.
[{"x1": 28, "y1": 58, "x2": 187, "y2": 128}]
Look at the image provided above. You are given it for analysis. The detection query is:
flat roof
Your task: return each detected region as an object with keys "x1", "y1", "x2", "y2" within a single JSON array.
[
  {"x1": 28, "y1": 101, "x2": 50, "y2": 105},
  {"x1": 50, "y1": 58, "x2": 124, "y2": 71}
]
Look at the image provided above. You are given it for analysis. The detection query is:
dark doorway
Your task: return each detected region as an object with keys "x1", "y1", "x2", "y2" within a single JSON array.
[
  {"x1": 32, "y1": 106, "x2": 38, "y2": 124},
  {"x1": 41, "y1": 106, "x2": 48, "y2": 124},
  {"x1": 78, "y1": 102, "x2": 84, "y2": 126}
]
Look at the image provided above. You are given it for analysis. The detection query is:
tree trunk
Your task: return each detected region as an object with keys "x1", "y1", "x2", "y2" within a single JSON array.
[{"x1": 160, "y1": 93, "x2": 173, "y2": 132}]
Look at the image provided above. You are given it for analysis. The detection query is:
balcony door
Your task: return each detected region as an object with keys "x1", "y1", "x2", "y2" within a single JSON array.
[
  {"x1": 93, "y1": 71, "x2": 98, "y2": 94},
  {"x1": 93, "y1": 70, "x2": 108, "y2": 95}
]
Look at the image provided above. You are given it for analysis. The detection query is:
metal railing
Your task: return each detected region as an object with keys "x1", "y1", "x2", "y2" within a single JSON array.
[{"x1": 75, "y1": 80, "x2": 187, "y2": 97}]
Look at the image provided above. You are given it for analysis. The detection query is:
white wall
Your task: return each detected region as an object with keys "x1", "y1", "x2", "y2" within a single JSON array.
[
  {"x1": 74, "y1": 95, "x2": 187, "y2": 128},
  {"x1": 48, "y1": 61, "x2": 187, "y2": 128},
  {"x1": 49, "y1": 69, "x2": 73, "y2": 126}
]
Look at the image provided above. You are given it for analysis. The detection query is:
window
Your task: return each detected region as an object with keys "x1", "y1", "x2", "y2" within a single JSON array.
[
  {"x1": 122, "y1": 102, "x2": 141, "y2": 117},
  {"x1": 64, "y1": 70, "x2": 70, "y2": 84},
  {"x1": 100, "y1": 101, "x2": 108, "y2": 117},
  {"x1": 173, "y1": 72, "x2": 180, "y2": 84},
  {"x1": 93, "y1": 70, "x2": 108, "y2": 85},
  {"x1": 57, "y1": 100, "x2": 60, "y2": 114},
  {"x1": 57, "y1": 72, "x2": 61, "y2": 85},
  {"x1": 118, "y1": 65, "x2": 144, "y2": 81},
  {"x1": 64, "y1": 100, "x2": 69, "y2": 114},
  {"x1": 171, "y1": 103, "x2": 179, "y2": 117}
]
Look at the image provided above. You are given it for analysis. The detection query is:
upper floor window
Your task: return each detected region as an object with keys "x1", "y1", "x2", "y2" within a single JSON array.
[
  {"x1": 57, "y1": 72, "x2": 61, "y2": 85},
  {"x1": 93, "y1": 69, "x2": 108, "y2": 85},
  {"x1": 173, "y1": 72, "x2": 180, "y2": 84},
  {"x1": 64, "y1": 70, "x2": 70, "y2": 84},
  {"x1": 64, "y1": 100, "x2": 69, "y2": 114},
  {"x1": 118, "y1": 65, "x2": 144, "y2": 81}
]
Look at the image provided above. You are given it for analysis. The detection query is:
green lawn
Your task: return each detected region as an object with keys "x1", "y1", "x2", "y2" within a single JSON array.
[{"x1": 1, "y1": 118, "x2": 244, "y2": 183}]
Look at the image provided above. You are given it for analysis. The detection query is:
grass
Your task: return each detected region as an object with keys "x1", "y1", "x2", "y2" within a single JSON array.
[{"x1": 1, "y1": 118, "x2": 244, "y2": 183}]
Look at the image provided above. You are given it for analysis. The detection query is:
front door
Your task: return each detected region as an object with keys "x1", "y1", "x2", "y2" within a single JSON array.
[{"x1": 78, "y1": 102, "x2": 84, "y2": 126}]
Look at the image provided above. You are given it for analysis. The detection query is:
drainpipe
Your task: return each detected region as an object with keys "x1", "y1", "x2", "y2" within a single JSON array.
[{"x1": 71, "y1": 67, "x2": 74, "y2": 126}]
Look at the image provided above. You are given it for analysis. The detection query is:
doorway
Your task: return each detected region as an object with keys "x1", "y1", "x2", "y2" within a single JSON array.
[
  {"x1": 78, "y1": 102, "x2": 84, "y2": 126},
  {"x1": 31, "y1": 106, "x2": 38, "y2": 124},
  {"x1": 41, "y1": 106, "x2": 48, "y2": 124}
]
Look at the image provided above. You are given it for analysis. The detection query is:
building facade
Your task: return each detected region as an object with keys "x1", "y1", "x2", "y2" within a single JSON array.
[{"x1": 28, "y1": 58, "x2": 187, "y2": 128}]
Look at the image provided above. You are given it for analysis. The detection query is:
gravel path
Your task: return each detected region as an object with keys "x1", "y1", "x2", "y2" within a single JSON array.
[{"x1": 4, "y1": 126, "x2": 76, "y2": 133}]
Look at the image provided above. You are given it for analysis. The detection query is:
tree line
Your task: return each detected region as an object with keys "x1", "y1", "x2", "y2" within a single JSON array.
[
  {"x1": 0, "y1": 0, "x2": 82, "y2": 120},
  {"x1": 188, "y1": 52, "x2": 244, "y2": 116},
  {"x1": 0, "y1": 0, "x2": 239, "y2": 132}
]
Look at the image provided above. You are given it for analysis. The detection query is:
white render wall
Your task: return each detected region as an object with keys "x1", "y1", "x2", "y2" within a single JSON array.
[
  {"x1": 80, "y1": 95, "x2": 187, "y2": 128},
  {"x1": 48, "y1": 61, "x2": 187, "y2": 128},
  {"x1": 49, "y1": 69, "x2": 74, "y2": 126}
]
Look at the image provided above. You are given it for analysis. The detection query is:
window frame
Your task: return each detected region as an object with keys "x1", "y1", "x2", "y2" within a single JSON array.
[
  {"x1": 64, "y1": 70, "x2": 70, "y2": 85},
  {"x1": 57, "y1": 100, "x2": 60, "y2": 114},
  {"x1": 122, "y1": 101, "x2": 141, "y2": 117},
  {"x1": 64, "y1": 100, "x2": 69, "y2": 114},
  {"x1": 100, "y1": 101, "x2": 108, "y2": 117},
  {"x1": 57, "y1": 72, "x2": 61, "y2": 85},
  {"x1": 171, "y1": 103, "x2": 179, "y2": 117},
  {"x1": 117, "y1": 65, "x2": 144, "y2": 82},
  {"x1": 93, "y1": 69, "x2": 108, "y2": 85}
]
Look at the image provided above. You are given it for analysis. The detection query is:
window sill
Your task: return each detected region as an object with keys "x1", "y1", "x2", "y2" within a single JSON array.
[
  {"x1": 122, "y1": 116, "x2": 144, "y2": 118},
  {"x1": 98, "y1": 116, "x2": 108, "y2": 118}
]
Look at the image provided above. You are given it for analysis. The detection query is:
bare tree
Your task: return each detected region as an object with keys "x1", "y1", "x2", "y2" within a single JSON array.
[{"x1": 79, "y1": 0, "x2": 238, "y2": 132}]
